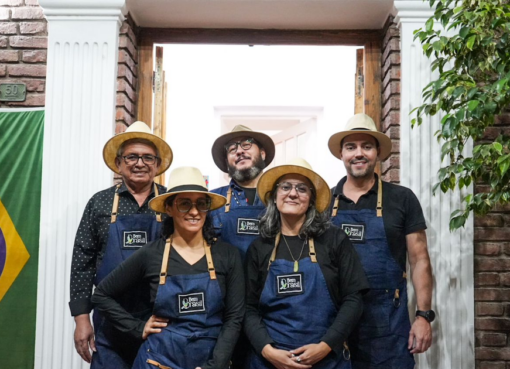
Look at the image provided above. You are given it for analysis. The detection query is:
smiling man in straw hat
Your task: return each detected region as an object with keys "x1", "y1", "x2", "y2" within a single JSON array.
[
  {"x1": 209, "y1": 124, "x2": 275, "y2": 368},
  {"x1": 69, "y1": 121, "x2": 173, "y2": 369},
  {"x1": 328, "y1": 113, "x2": 434, "y2": 369}
]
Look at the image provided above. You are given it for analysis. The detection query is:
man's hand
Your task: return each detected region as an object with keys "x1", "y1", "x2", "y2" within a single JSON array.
[
  {"x1": 143, "y1": 315, "x2": 169, "y2": 340},
  {"x1": 74, "y1": 314, "x2": 96, "y2": 363},
  {"x1": 408, "y1": 316, "x2": 432, "y2": 354},
  {"x1": 261, "y1": 344, "x2": 311, "y2": 369},
  {"x1": 290, "y1": 342, "x2": 332, "y2": 366}
]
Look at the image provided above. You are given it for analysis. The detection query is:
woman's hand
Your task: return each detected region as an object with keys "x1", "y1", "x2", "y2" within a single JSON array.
[
  {"x1": 142, "y1": 315, "x2": 169, "y2": 339},
  {"x1": 290, "y1": 342, "x2": 332, "y2": 366},
  {"x1": 261, "y1": 344, "x2": 311, "y2": 369}
]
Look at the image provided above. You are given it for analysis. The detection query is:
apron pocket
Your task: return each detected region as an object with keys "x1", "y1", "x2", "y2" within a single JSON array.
[{"x1": 357, "y1": 301, "x2": 391, "y2": 339}]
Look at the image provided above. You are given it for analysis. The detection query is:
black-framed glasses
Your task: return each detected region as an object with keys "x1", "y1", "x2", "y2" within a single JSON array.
[
  {"x1": 175, "y1": 198, "x2": 212, "y2": 213},
  {"x1": 120, "y1": 154, "x2": 159, "y2": 166},
  {"x1": 277, "y1": 182, "x2": 312, "y2": 195},
  {"x1": 225, "y1": 138, "x2": 257, "y2": 155}
]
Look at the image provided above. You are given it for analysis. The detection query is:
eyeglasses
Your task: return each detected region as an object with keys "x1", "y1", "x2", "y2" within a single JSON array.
[
  {"x1": 277, "y1": 182, "x2": 312, "y2": 195},
  {"x1": 120, "y1": 154, "x2": 159, "y2": 166},
  {"x1": 175, "y1": 198, "x2": 212, "y2": 213},
  {"x1": 225, "y1": 138, "x2": 257, "y2": 155}
]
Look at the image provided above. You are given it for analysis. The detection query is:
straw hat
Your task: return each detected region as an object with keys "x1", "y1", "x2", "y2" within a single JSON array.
[
  {"x1": 257, "y1": 158, "x2": 331, "y2": 213},
  {"x1": 328, "y1": 114, "x2": 392, "y2": 160},
  {"x1": 211, "y1": 125, "x2": 275, "y2": 173},
  {"x1": 149, "y1": 167, "x2": 227, "y2": 213},
  {"x1": 103, "y1": 121, "x2": 173, "y2": 176}
]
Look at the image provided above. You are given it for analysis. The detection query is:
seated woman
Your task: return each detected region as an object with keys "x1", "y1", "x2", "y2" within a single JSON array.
[
  {"x1": 244, "y1": 158, "x2": 369, "y2": 369},
  {"x1": 92, "y1": 166, "x2": 245, "y2": 369}
]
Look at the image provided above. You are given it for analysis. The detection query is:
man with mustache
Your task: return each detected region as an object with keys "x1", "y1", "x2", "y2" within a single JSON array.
[
  {"x1": 328, "y1": 114, "x2": 434, "y2": 369},
  {"x1": 209, "y1": 125, "x2": 275, "y2": 368},
  {"x1": 69, "y1": 121, "x2": 172, "y2": 369}
]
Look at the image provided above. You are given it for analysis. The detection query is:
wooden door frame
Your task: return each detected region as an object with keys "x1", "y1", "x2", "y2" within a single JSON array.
[{"x1": 137, "y1": 28, "x2": 382, "y2": 129}]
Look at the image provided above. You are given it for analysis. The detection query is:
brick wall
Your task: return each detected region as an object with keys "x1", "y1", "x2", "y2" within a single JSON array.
[
  {"x1": 0, "y1": 0, "x2": 46, "y2": 107},
  {"x1": 380, "y1": 16, "x2": 401, "y2": 184},
  {"x1": 116, "y1": 14, "x2": 138, "y2": 134},
  {"x1": 474, "y1": 113, "x2": 510, "y2": 368}
]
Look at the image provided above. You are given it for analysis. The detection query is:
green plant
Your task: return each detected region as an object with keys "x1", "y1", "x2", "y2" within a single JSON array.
[{"x1": 412, "y1": 0, "x2": 510, "y2": 230}]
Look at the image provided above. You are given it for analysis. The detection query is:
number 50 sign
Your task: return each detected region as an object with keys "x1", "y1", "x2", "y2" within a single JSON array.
[{"x1": 0, "y1": 83, "x2": 26, "y2": 102}]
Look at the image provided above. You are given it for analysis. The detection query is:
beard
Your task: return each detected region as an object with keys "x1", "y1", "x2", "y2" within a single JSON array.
[{"x1": 228, "y1": 153, "x2": 266, "y2": 183}]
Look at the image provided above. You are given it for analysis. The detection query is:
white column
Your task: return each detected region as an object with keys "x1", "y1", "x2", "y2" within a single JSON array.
[
  {"x1": 394, "y1": 1, "x2": 474, "y2": 368},
  {"x1": 36, "y1": 1, "x2": 125, "y2": 368}
]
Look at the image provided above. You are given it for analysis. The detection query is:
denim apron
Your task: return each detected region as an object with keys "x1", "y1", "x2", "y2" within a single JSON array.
[
  {"x1": 331, "y1": 178, "x2": 414, "y2": 369},
  {"x1": 211, "y1": 183, "x2": 265, "y2": 368},
  {"x1": 133, "y1": 238, "x2": 224, "y2": 369},
  {"x1": 211, "y1": 184, "x2": 266, "y2": 261},
  {"x1": 247, "y1": 234, "x2": 351, "y2": 369},
  {"x1": 91, "y1": 184, "x2": 162, "y2": 369}
]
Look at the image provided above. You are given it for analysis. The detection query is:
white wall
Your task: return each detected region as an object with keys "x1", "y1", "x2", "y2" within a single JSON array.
[{"x1": 162, "y1": 44, "x2": 357, "y2": 188}]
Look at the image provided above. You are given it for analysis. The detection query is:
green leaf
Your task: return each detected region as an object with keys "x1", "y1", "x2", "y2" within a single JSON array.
[
  {"x1": 467, "y1": 35, "x2": 476, "y2": 50},
  {"x1": 449, "y1": 215, "x2": 466, "y2": 230},
  {"x1": 492, "y1": 142, "x2": 503, "y2": 154},
  {"x1": 468, "y1": 100, "x2": 479, "y2": 111},
  {"x1": 459, "y1": 26, "x2": 470, "y2": 38},
  {"x1": 426, "y1": 18, "x2": 434, "y2": 32}
]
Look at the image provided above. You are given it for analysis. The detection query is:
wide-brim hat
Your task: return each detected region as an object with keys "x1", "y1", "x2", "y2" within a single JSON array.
[
  {"x1": 257, "y1": 157, "x2": 331, "y2": 213},
  {"x1": 328, "y1": 113, "x2": 392, "y2": 160},
  {"x1": 149, "y1": 166, "x2": 227, "y2": 213},
  {"x1": 103, "y1": 121, "x2": 173, "y2": 176},
  {"x1": 211, "y1": 125, "x2": 276, "y2": 173}
]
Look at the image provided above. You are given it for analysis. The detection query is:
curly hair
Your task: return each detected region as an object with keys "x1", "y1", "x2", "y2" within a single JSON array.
[
  {"x1": 259, "y1": 177, "x2": 330, "y2": 239},
  {"x1": 161, "y1": 194, "x2": 216, "y2": 245}
]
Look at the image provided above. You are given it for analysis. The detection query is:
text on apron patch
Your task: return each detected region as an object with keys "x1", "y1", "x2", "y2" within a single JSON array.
[
  {"x1": 178, "y1": 292, "x2": 206, "y2": 314},
  {"x1": 341, "y1": 223, "x2": 366, "y2": 243},
  {"x1": 237, "y1": 218, "x2": 260, "y2": 235},
  {"x1": 123, "y1": 231, "x2": 148, "y2": 248},
  {"x1": 276, "y1": 273, "x2": 304, "y2": 295}
]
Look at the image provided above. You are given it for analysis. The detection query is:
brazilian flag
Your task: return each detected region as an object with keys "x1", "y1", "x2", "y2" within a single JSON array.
[{"x1": 0, "y1": 109, "x2": 44, "y2": 368}]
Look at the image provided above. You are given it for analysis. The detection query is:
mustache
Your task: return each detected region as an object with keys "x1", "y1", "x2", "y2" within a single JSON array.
[
  {"x1": 350, "y1": 158, "x2": 368, "y2": 164},
  {"x1": 235, "y1": 155, "x2": 251, "y2": 164}
]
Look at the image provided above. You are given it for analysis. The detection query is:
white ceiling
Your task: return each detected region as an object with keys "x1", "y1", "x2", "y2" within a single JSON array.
[{"x1": 126, "y1": 0, "x2": 395, "y2": 30}]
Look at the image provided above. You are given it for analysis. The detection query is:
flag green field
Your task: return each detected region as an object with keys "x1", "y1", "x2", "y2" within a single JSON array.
[{"x1": 0, "y1": 110, "x2": 44, "y2": 368}]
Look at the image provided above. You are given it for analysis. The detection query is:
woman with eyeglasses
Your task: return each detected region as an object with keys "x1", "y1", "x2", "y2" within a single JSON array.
[
  {"x1": 244, "y1": 158, "x2": 369, "y2": 369},
  {"x1": 92, "y1": 167, "x2": 245, "y2": 369}
]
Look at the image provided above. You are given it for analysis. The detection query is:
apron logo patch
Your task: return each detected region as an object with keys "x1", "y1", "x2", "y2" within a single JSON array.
[
  {"x1": 123, "y1": 231, "x2": 147, "y2": 248},
  {"x1": 341, "y1": 224, "x2": 365, "y2": 243},
  {"x1": 178, "y1": 292, "x2": 206, "y2": 314},
  {"x1": 237, "y1": 218, "x2": 260, "y2": 235},
  {"x1": 277, "y1": 273, "x2": 304, "y2": 295}
]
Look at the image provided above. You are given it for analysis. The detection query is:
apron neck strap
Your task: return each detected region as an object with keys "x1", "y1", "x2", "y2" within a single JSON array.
[
  {"x1": 331, "y1": 196, "x2": 339, "y2": 217},
  {"x1": 225, "y1": 188, "x2": 232, "y2": 213},
  {"x1": 110, "y1": 183, "x2": 122, "y2": 223},
  {"x1": 159, "y1": 237, "x2": 172, "y2": 285},
  {"x1": 154, "y1": 183, "x2": 162, "y2": 222},
  {"x1": 159, "y1": 236, "x2": 217, "y2": 284},
  {"x1": 376, "y1": 177, "x2": 383, "y2": 217},
  {"x1": 268, "y1": 232, "x2": 316, "y2": 270},
  {"x1": 205, "y1": 242, "x2": 217, "y2": 280}
]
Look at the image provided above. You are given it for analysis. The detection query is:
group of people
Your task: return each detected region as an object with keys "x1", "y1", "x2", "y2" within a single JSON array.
[{"x1": 69, "y1": 113, "x2": 434, "y2": 369}]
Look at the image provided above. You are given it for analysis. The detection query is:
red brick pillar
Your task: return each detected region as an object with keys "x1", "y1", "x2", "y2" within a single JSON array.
[
  {"x1": 0, "y1": 0, "x2": 47, "y2": 107},
  {"x1": 381, "y1": 16, "x2": 401, "y2": 184}
]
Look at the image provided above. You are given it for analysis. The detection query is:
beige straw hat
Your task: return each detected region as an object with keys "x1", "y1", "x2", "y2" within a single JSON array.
[
  {"x1": 103, "y1": 121, "x2": 173, "y2": 176},
  {"x1": 328, "y1": 114, "x2": 392, "y2": 160},
  {"x1": 256, "y1": 158, "x2": 331, "y2": 213},
  {"x1": 211, "y1": 125, "x2": 275, "y2": 173},
  {"x1": 149, "y1": 167, "x2": 227, "y2": 213}
]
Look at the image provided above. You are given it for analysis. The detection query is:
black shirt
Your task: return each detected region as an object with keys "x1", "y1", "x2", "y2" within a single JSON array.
[
  {"x1": 331, "y1": 176, "x2": 427, "y2": 270},
  {"x1": 69, "y1": 182, "x2": 167, "y2": 316},
  {"x1": 244, "y1": 227, "x2": 369, "y2": 355},
  {"x1": 92, "y1": 238, "x2": 245, "y2": 369}
]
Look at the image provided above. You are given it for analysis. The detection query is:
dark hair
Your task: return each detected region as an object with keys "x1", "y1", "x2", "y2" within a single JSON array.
[
  {"x1": 259, "y1": 177, "x2": 330, "y2": 239},
  {"x1": 161, "y1": 194, "x2": 216, "y2": 244}
]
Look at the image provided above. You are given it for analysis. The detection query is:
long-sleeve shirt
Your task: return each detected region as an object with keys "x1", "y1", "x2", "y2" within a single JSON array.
[
  {"x1": 92, "y1": 237, "x2": 245, "y2": 369},
  {"x1": 69, "y1": 182, "x2": 166, "y2": 316},
  {"x1": 244, "y1": 226, "x2": 370, "y2": 355}
]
